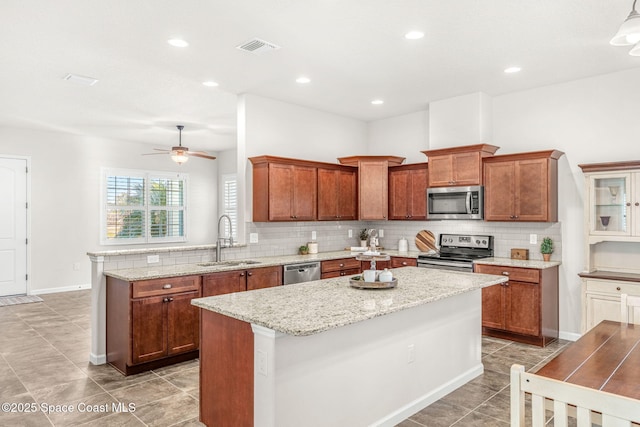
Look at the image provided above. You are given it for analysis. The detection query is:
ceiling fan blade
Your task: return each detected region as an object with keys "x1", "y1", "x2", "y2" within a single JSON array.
[
  {"x1": 190, "y1": 152, "x2": 217, "y2": 160},
  {"x1": 142, "y1": 152, "x2": 170, "y2": 156},
  {"x1": 153, "y1": 148, "x2": 170, "y2": 152}
]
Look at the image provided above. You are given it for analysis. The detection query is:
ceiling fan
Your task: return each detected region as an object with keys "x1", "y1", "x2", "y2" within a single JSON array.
[{"x1": 143, "y1": 125, "x2": 217, "y2": 164}]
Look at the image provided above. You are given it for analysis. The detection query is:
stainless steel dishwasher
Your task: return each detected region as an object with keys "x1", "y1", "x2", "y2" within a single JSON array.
[{"x1": 283, "y1": 261, "x2": 321, "y2": 285}]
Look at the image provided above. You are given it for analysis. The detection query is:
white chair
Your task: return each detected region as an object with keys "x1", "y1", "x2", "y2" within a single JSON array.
[
  {"x1": 620, "y1": 294, "x2": 640, "y2": 325},
  {"x1": 510, "y1": 364, "x2": 640, "y2": 426}
]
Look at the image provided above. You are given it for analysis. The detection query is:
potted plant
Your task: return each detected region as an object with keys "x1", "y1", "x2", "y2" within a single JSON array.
[
  {"x1": 299, "y1": 245, "x2": 309, "y2": 255},
  {"x1": 359, "y1": 229, "x2": 369, "y2": 247},
  {"x1": 540, "y1": 237, "x2": 553, "y2": 261}
]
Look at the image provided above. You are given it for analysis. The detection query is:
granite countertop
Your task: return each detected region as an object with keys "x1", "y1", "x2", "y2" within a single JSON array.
[
  {"x1": 103, "y1": 250, "x2": 422, "y2": 281},
  {"x1": 474, "y1": 257, "x2": 561, "y2": 269},
  {"x1": 191, "y1": 266, "x2": 508, "y2": 336}
]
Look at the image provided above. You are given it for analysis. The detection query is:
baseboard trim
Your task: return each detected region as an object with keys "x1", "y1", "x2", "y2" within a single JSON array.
[
  {"x1": 373, "y1": 363, "x2": 484, "y2": 427},
  {"x1": 90, "y1": 352, "x2": 107, "y2": 365},
  {"x1": 30, "y1": 283, "x2": 91, "y2": 295},
  {"x1": 559, "y1": 330, "x2": 581, "y2": 342}
]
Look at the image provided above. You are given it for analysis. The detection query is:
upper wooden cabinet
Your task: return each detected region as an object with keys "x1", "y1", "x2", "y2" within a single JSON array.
[
  {"x1": 250, "y1": 156, "x2": 318, "y2": 222},
  {"x1": 388, "y1": 163, "x2": 428, "y2": 220},
  {"x1": 317, "y1": 166, "x2": 357, "y2": 221},
  {"x1": 483, "y1": 150, "x2": 564, "y2": 222},
  {"x1": 338, "y1": 155, "x2": 405, "y2": 220},
  {"x1": 422, "y1": 144, "x2": 499, "y2": 187}
]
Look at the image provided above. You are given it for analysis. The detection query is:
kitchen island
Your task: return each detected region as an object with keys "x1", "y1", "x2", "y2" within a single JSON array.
[{"x1": 191, "y1": 266, "x2": 507, "y2": 427}]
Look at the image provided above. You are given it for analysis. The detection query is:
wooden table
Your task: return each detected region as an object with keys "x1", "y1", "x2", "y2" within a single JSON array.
[{"x1": 535, "y1": 320, "x2": 640, "y2": 400}]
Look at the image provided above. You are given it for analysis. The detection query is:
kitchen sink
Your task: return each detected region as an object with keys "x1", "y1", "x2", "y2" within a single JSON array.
[{"x1": 197, "y1": 260, "x2": 262, "y2": 267}]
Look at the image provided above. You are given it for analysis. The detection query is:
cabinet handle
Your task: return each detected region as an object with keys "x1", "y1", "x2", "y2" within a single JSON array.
[
  {"x1": 617, "y1": 287, "x2": 621, "y2": 291},
  {"x1": 502, "y1": 272, "x2": 510, "y2": 276},
  {"x1": 248, "y1": 272, "x2": 252, "y2": 276},
  {"x1": 627, "y1": 203, "x2": 631, "y2": 207},
  {"x1": 503, "y1": 282, "x2": 509, "y2": 287},
  {"x1": 339, "y1": 263, "x2": 344, "y2": 267},
  {"x1": 163, "y1": 284, "x2": 172, "y2": 289},
  {"x1": 340, "y1": 272, "x2": 345, "y2": 276},
  {"x1": 163, "y1": 297, "x2": 174, "y2": 303},
  {"x1": 636, "y1": 202, "x2": 639, "y2": 206},
  {"x1": 240, "y1": 273, "x2": 245, "y2": 277},
  {"x1": 402, "y1": 262, "x2": 407, "y2": 266}
]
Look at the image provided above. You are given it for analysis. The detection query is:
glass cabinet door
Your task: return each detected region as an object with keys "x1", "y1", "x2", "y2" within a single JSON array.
[{"x1": 589, "y1": 174, "x2": 630, "y2": 235}]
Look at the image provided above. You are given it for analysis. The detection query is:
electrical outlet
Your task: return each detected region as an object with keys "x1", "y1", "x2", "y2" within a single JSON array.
[
  {"x1": 529, "y1": 234, "x2": 538, "y2": 244},
  {"x1": 407, "y1": 344, "x2": 415, "y2": 364},
  {"x1": 379, "y1": 229, "x2": 384, "y2": 238},
  {"x1": 257, "y1": 350, "x2": 268, "y2": 376},
  {"x1": 250, "y1": 233, "x2": 259, "y2": 243},
  {"x1": 147, "y1": 255, "x2": 160, "y2": 264},
  {"x1": 348, "y1": 229, "x2": 353, "y2": 238},
  {"x1": 311, "y1": 231, "x2": 316, "y2": 240}
]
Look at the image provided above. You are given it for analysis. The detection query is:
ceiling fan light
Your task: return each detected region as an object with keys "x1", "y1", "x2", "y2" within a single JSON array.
[
  {"x1": 610, "y1": 9, "x2": 640, "y2": 46},
  {"x1": 171, "y1": 150, "x2": 189, "y2": 164},
  {"x1": 630, "y1": 41, "x2": 640, "y2": 55}
]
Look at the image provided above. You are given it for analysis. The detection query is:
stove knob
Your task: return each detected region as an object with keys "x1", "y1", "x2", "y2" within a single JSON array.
[
  {"x1": 476, "y1": 240, "x2": 480, "y2": 245},
  {"x1": 482, "y1": 240, "x2": 487, "y2": 244}
]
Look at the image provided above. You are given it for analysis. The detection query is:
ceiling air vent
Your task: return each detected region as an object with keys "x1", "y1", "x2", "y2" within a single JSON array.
[{"x1": 236, "y1": 38, "x2": 281, "y2": 54}]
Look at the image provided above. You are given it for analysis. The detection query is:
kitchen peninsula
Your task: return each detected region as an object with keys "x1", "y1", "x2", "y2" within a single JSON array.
[{"x1": 192, "y1": 266, "x2": 507, "y2": 427}]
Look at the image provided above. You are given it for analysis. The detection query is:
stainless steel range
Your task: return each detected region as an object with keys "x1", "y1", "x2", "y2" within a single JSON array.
[{"x1": 417, "y1": 234, "x2": 494, "y2": 272}]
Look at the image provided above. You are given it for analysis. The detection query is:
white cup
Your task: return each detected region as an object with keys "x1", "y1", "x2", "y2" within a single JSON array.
[{"x1": 363, "y1": 269, "x2": 377, "y2": 282}]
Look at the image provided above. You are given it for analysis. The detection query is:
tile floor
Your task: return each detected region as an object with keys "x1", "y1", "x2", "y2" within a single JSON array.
[{"x1": 0, "y1": 289, "x2": 570, "y2": 426}]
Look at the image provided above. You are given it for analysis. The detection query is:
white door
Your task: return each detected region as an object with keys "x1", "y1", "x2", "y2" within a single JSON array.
[{"x1": 0, "y1": 158, "x2": 28, "y2": 296}]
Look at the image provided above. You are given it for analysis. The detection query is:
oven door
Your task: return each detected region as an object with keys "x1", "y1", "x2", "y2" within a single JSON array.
[{"x1": 417, "y1": 259, "x2": 473, "y2": 272}]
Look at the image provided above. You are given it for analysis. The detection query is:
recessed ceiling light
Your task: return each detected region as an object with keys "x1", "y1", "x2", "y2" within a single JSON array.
[
  {"x1": 504, "y1": 66, "x2": 521, "y2": 74},
  {"x1": 202, "y1": 81, "x2": 219, "y2": 87},
  {"x1": 371, "y1": 99, "x2": 384, "y2": 105},
  {"x1": 168, "y1": 38, "x2": 189, "y2": 48},
  {"x1": 296, "y1": 76, "x2": 311, "y2": 84},
  {"x1": 404, "y1": 31, "x2": 425, "y2": 40},
  {"x1": 63, "y1": 73, "x2": 99, "y2": 86}
]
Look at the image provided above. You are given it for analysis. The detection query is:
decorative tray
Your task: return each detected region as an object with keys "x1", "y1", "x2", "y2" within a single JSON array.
[{"x1": 349, "y1": 276, "x2": 397, "y2": 290}]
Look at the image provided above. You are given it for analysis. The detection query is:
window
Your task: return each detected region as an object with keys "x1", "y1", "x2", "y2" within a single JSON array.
[
  {"x1": 102, "y1": 169, "x2": 187, "y2": 244},
  {"x1": 221, "y1": 174, "x2": 237, "y2": 240}
]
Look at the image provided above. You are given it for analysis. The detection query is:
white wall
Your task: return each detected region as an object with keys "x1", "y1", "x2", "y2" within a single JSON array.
[
  {"x1": 367, "y1": 111, "x2": 429, "y2": 163},
  {"x1": 492, "y1": 67, "x2": 640, "y2": 335},
  {"x1": 429, "y1": 92, "x2": 493, "y2": 148},
  {"x1": 0, "y1": 127, "x2": 218, "y2": 294}
]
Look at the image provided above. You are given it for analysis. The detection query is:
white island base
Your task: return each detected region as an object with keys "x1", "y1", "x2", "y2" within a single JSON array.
[{"x1": 199, "y1": 288, "x2": 484, "y2": 427}]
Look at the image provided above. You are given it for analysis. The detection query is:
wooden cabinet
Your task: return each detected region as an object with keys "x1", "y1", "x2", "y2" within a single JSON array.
[
  {"x1": 483, "y1": 150, "x2": 564, "y2": 222},
  {"x1": 475, "y1": 264, "x2": 559, "y2": 347},
  {"x1": 390, "y1": 256, "x2": 417, "y2": 268},
  {"x1": 250, "y1": 156, "x2": 317, "y2": 222},
  {"x1": 317, "y1": 166, "x2": 357, "y2": 221},
  {"x1": 422, "y1": 144, "x2": 498, "y2": 187},
  {"x1": 107, "y1": 275, "x2": 201, "y2": 375},
  {"x1": 338, "y1": 155, "x2": 405, "y2": 220},
  {"x1": 388, "y1": 163, "x2": 428, "y2": 220},
  {"x1": 360, "y1": 260, "x2": 391, "y2": 272},
  {"x1": 203, "y1": 266, "x2": 282, "y2": 296},
  {"x1": 321, "y1": 257, "x2": 360, "y2": 279}
]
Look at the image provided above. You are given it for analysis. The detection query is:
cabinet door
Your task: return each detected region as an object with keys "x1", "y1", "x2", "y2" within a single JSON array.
[
  {"x1": 360, "y1": 260, "x2": 391, "y2": 272},
  {"x1": 505, "y1": 281, "x2": 540, "y2": 336},
  {"x1": 484, "y1": 161, "x2": 516, "y2": 221},
  {"x1": 409, "y1": 169, "x2": 428, "y2": 219},
  {"x1": 202, "y1": 271, "x2": 246, "y2": 297},
  {"x1": 317, "y1": 169, "x2": 339, "y2": 220},
  {"x1": 268, "y1": 163, "x2": 295, "y2": 221},
  {"x1": 389, "y1": 169, "x2": 410, "y2": 219},
  {"x1": 452, "y1": 152, "x2": 482, "y2": 186},
  {"x1": 292, "y1": 165, "x2": 317, "y2": 220},
  {"x1": 337, "y1": 169, "x2": 357, "y2": 220},
  {"x1": 359, "y1": 161, "x2": 388, "y2": 220},
  {"x1": 390, "y1": 257, "x2": 417, "y2": 268},
  {"x1": 246, "y1": 266, "x2": 283, "y2": 291},
  {"x1": 585, "y1": 292, "x2": 622, "y2": 331},
  {"x1": 588, "y1": 173, "x2": 631, "y2": 236},
  {"x1": 131, "y1": 296, "x2": 167, "y2": 364},
  {"x1": 167, "y1": 291, "x2": 200, "y2": 356},
  {"x1": 428, "y1": 156, "x2": 454, "y2": 187},
  {"x1": 481, "y1": 284, "x2": 505, "y2": 329},
  {"x1": 515, "y1": 159, "x2": 549, "y2": 221}
]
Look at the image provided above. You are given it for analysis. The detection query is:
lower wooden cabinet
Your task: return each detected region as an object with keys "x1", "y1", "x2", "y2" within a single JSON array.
[
  {"x1": 203, "y1": 266, "x2": 283, "y2": 296},
  {"x1": 475, "y1": 264, "x2": 558, "y2": 346},
  {"x1": 107, "y1": 275, "x2": 201, "y2": 375},
  {"x1": 391, "y1": 257, "x2": 417, "y2": 268},
  {"x1": 360, "y1": 260, "x2": 391, "y2": 272},
  {"x1": 321, "y1": 258, "x2": 361, "y2": 279}
]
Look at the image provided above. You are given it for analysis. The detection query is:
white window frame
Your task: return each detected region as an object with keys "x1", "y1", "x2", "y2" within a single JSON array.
[
  {"x1": 220, "y1": 173, "x2": 238, "y2": 241},
  {"x1": 101, "y1": 168, "x2": 188, "y2": 245}
]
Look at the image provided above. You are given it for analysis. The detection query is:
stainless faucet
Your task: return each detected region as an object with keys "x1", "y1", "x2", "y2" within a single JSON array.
[{"x1": 216, "y1": 214, "x2": 234, "y2": 261}]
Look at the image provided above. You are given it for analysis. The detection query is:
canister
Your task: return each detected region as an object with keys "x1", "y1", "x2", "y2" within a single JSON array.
[
  {"x1": 307, "y1": 242, "x2": 318, "y2": 254},
  {"x1": 398, "y1": 237, "x2": 408, "y2": 252}
]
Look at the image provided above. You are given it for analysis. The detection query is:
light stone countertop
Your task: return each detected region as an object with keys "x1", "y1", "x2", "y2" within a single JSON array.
[
  {"x1": 191, "y1": 266, "x2": 508, "y2": 336},
  {"x1": 103, "y1": 250, "x2": 422, "y2": 281},
  {"x1": 473, "y1": 257, "x2": 561, "y2": 269}
]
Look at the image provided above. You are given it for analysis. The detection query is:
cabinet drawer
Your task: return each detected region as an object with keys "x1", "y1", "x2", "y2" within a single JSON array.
[
  {"x1": 475, "y1": 265, "x2": 540, "y2": 283},
  {"x1": 391, "y1": 257, "x2": 417, "y2": 268},
  {"x1": 321, "y1": 268, "x2": 361, "y2": 279},
  {"x1": 584, "y1": 279, "x2": 640, "y2": 296},
  {"x1": 132, "y1": 276, "x2": 200, "y2": 298},
  {"x1": 321, "y1": 258, "x2": 360, "y2": 273}
]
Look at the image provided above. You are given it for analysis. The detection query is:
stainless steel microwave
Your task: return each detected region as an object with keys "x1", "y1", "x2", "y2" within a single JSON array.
[{"x1": 426, "y1": 185, "x2": 484, "y2": 220}]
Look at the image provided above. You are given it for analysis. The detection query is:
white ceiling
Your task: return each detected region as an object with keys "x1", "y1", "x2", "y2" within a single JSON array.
[{"x1": 1, "y1": 0, "x2": 639, "y2": 152}]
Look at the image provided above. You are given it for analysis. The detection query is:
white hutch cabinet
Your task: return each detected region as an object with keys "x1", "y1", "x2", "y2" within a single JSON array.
[{"x1": 579, "y1": 161, "x2": 640, "y2": 331}]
